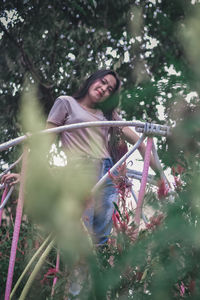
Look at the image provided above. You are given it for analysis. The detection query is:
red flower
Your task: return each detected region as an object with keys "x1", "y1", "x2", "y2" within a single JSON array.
[
  {"x1": 41, "y1": 268, "x2": 58, "y2": 285},
  {"x1": 112, "y1": 210, "x2": 137, "y2": 242},
  {"x1": 109, "y1": 163, "x2": 132, "y2": 200},
  {"x1": 146, "y1": 214, "x2": 164, "y2": 231},
  {"x1": 173, "y1": 176, "x2": 182, "y2": 189},
  {"x1": 109, "y1": 163, "x2": 139, "y2": 243},
  {"x1": 189, "y1": 279, "x2": 195, "y2": 294},
  {"x1": 172, "y1": 165, "x2": 185, "y2": 175},
  {"x1": 172, "y1": 167, "x2": 183, "y2": 190},
  {"x1": 112, "y1": 212, "x2": 120, "y2": 232},
  {"x1": 157, "y1": 179, "x2": 169, "y2": 199},
  {"x1": 125, "y1": 210, "x2": 129, "y2": 224},
  {"x1": 135, "y1": 270, "x2": 143, "y2": 282}
]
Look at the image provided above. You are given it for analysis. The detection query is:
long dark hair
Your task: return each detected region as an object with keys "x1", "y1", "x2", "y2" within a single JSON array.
[
  {"x1": 73, "y1": 69, "x2": 125, "y2": 162},
  {"x1": 73, "y1": 69, "x2": 121, "y2": 120}
]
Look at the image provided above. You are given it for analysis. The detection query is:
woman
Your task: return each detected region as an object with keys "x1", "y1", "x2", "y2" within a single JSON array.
[
  {"x1": 2, "y1": 69, "x2": 156, "y2": 244},
  {"x1": 46, "y1": 69, "x2": 156, "y2": 245}
]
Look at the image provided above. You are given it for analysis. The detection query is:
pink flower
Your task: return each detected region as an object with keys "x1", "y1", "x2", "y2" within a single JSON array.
[
  {"x1": 108, "y1": 255, "x2": 115, "y2": 267},
  {"x1": 179, "y1": 281, "x2": 185, "y2": 297}
]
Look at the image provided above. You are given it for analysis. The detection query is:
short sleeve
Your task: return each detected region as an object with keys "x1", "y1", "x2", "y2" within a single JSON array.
[{"x1": 47, "y1": 97, "x2": 69, "y2": 126}]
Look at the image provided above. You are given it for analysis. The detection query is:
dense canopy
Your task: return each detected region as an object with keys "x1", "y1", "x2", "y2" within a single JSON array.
[{"x1": 1, "y1": 0, "x2": 200, "y2": 165}]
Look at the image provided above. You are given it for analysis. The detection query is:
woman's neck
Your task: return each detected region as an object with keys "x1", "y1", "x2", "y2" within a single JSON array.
[
  {"x1": 79, "y1": 97, "x2": 99, "y2": 114},
  {"x1": 79, "y1": 96, "x2": 94, "y2": 108}
]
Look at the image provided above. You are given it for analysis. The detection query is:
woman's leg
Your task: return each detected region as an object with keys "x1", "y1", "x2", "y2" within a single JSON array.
[
  {"x1": 92, "y1": 158, "x2": 118, "y2": 244},
  {"x1": 82, "y1": 158, "x2": 118, "y2": 244}
]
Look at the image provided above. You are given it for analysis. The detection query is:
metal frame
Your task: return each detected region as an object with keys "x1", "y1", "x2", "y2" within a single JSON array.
[{"x1": 0, "y1": 120, "x2": 171, "y2": 299}]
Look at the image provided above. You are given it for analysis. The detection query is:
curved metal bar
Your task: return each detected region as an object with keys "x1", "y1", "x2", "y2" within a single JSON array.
[
  {"x1": 127, "y1": 169, "x2": 157, "y2": 185},
  {"x1": 43, "y1": 120, "x2": 170, "y2": 136},
  {"x1": 0, "y1": 120, "x2": 170, "y2": 152},
  {"x1": 127, "y1": 169, "x2": 155, "y2": 180},
  {"x1": 0, "y1": 185, "x2": 9, "y2": 225},
  {"x1": 127, "y1": 169, "x2": 154, "y2": 177},
  {"x1": 0, "y1": 155, "x2": 23, "y2": 178},
  {"x1": 136, "y1": 122, "x2": 171, "y2": 136},
  {"x1": 92, "y1": 134, "x2": 146, "y2": 193},
  {"x1": 0, "y1": 186, "x2": 14, "y2": 210},
  {"x1": 0, "y1": 136, "x2": 27, "y2": 152},
  {"x1": 0, "y1": 183, "x2": 4, "y2": 190}
]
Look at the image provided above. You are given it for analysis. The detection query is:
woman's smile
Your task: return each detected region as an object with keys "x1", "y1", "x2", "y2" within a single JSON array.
[
  {"x1": 87, "y1": 74, "x2": 117, "y2": 105},
  {"x1": 96, "y1": 89, "x2": 103, "y2": 97}
]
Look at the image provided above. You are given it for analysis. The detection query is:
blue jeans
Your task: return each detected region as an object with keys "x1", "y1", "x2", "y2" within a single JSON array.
[{"x1": 82, "y1": 158, "x2": 118, "y2": 244}]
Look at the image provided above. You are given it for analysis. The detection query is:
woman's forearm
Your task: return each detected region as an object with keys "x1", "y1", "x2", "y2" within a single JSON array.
[{"x1": 122, "y1": 126, "x2": 158, "y2": 173}]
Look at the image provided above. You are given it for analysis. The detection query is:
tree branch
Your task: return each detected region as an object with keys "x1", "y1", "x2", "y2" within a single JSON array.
[{"x1": 0, "y1": 21, "x2": 54, "y2": 90}]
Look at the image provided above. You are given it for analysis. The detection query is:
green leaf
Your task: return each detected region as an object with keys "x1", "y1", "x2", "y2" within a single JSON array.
[{"x1": 113, "y1": 201, "x2": 123, "y2": 219}]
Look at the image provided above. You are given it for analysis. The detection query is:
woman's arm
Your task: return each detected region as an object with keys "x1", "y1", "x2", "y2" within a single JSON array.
[
  {"x1": 122, "y1": 126, "x2": 158, "y2": 173},
  {"x1": 0, "y1": 123, "x2": 58, "y2": 187},
  {"x1": 46, "y1": 122, "x2": 58, "y2": 129},
  {"x1": 46, "y1": 122, "x2": 59, "y2": 145}
]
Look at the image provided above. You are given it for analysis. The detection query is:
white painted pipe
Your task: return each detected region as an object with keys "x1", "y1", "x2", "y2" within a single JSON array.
[{"x1": 0, "y1": 121, "x2": 170, "y2": 152}]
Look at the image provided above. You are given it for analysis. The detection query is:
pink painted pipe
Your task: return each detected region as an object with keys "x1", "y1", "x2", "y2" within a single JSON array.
[
  {"x1": 134, "y1": 137, "x2": 153, "y2": 226},
  {"x1": 51, "y1": 251, "x2": 60, "y2": 297},
  {"x1": 4, "y1": 147, "x2": 28, "y2": 300}
]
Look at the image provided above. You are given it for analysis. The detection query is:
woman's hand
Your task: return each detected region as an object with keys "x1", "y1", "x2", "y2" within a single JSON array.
[{"x1": 1, "y1": 173, "x2": 20, "y2": 186}]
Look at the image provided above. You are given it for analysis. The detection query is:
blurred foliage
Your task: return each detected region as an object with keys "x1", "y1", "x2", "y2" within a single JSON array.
[
  {"x1": 0, "y1": 0, "x2": 200, "y2": 166},
  {"x1": 1, "y1": 0, "x2": 200, "y2": 299}
]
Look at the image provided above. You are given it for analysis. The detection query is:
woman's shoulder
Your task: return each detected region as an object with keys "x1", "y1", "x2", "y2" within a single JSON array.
[
  {"x1": 54, "y1": 95, "x2": 78, "y2": 110},
  {"x1": 56, "y1": 95, "x2": 76, "y2": 103}
]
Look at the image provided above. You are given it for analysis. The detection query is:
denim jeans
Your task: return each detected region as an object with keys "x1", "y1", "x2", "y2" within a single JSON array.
[{"x1": 82, "y1": 158, "x2": 118, "y2": 244}]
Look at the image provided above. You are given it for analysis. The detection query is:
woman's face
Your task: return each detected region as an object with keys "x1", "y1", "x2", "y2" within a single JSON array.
[{"x1": 87, "y1": 74, "x2": 117, "y2": 105}]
